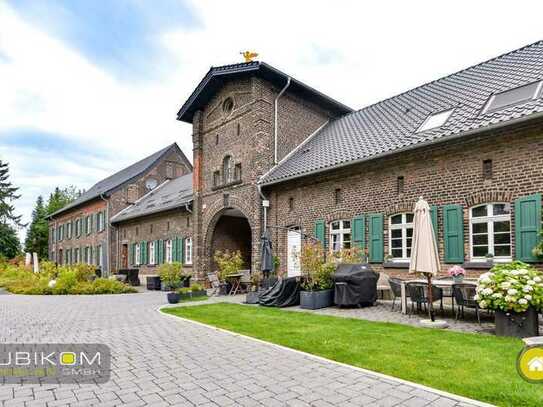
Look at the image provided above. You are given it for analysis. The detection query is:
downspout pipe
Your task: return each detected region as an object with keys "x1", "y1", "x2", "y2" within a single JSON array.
[
  {"x1": 99, "y1": 193, "x2": 110, "y2": 276},
  {"x1": 274, "y1": 77, "x2": 291, "y2": 165},
  {"x1": 257, "y1": 184, "x2": 268, "y2": 231}
]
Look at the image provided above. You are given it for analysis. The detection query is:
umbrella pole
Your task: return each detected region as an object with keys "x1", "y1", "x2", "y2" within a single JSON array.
[{"x1": 426, "y1": 274, "x2": 435, "y2": 322}]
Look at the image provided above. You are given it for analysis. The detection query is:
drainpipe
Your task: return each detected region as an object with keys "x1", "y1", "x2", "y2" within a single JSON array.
[
  {"x1": 257, "y1": 184, "x2": 269, "y2": 231},
  {"x1": 184, "y1": 203, "x2": 192, "y2": 213},
  {"x1": 274, "y1": 77, "x2": 291, "y2": 165},
  {"x1": 100, "y1": 193, "x2": 110, "y2": 276}
]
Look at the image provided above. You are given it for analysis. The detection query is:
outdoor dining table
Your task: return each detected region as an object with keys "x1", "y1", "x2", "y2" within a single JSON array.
[
  {"x1": 400, "y1": 278, "x2": 478, "y2": 314},
  {"x1": 226, "y1": 273, "x2": 243, "y2": 296}
]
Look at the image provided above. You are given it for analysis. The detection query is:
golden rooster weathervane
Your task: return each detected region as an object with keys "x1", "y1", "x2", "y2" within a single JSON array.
[{"x1": 240, "y1": 51, "x2": 259, "y2": 62}]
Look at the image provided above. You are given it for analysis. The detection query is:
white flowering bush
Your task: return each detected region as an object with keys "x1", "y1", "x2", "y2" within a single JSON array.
[{"x1": 476, "y1": 261, "x2": 543, "y2": 313}]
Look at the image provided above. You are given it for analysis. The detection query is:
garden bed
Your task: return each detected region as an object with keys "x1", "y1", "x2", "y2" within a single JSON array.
[{"x1": 162, "y1": 303, "x2": 539, "y2": 407}]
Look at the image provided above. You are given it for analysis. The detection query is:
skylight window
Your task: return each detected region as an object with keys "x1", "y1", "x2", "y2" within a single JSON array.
[
  {"x1": 483, "y1": 81, "x2": 543, "y2": 114},
  {"x1": 417, "y1": 109, "x2": 454, "y2": 132}
]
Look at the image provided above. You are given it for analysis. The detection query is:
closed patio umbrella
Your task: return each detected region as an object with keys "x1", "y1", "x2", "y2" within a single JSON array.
[
  {"x1": 260, "y1": 229, "x2": 273, "y2": 276},
  {"x1": 409, "y1": 197, "x2": 441, "y2": 322}
]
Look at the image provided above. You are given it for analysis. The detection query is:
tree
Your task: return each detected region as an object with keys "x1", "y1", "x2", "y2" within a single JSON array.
[
  {"x1": 46, "y1": 186, "x2": 81, "y2": 216},
  {"x1": 24, "y1": 196, "x2": 49, "y2": 259},
  {"x1": 0, "y1": 160, "x2": 22, "y2": 259},
  {"x1": 0, "y1": 223, "x2": 20, "y2": 259},
  {"x1": 0, "y1": 160, "x2": 23, "y2": 227}
]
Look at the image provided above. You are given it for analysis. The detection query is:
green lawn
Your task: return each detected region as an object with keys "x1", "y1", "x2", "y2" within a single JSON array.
[{"x1": 162, "y1": 303, "x2": 543, "y2": 407}]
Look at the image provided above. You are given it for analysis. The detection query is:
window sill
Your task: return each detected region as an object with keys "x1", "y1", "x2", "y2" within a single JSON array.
[
  {"x1": 211, "y1": 179, "x2": 242, "y2": 191},
  {"x1": 383, "y1": 262, "x2": 410, "y2": 269},
  {"x1": 462, "y1": 262, "x2": 493, "y2": 270}
]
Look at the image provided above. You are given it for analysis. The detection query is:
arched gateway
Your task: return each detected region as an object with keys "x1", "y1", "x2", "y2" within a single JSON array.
[{"x1": 203, "y1": 206, "x2": 255, "y2": 275}]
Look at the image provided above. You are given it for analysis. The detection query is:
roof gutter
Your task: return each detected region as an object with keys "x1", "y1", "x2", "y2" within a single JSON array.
[
  {"x1": 274, "y1": 77, "x2": 291, "y2": 164},
  {"x1": 260, "y1": 110, "x2": 543, "y2": 187}
]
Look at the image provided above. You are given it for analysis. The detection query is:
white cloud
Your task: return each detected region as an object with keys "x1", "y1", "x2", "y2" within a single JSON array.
[{"x1": 2, "y1": 0, "x2": 543, "y2": 242}]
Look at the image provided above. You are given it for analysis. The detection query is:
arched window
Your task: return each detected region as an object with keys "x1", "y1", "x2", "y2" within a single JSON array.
[
  {"x1": 223, "y1": 155, "x2": 233, "y2": 184},
  {"x1": 469, "y1": 203, "x2": 511, "y2": 261},
  {"x1": 389, "y1": 213, "x2": 414, "y2": 260}
]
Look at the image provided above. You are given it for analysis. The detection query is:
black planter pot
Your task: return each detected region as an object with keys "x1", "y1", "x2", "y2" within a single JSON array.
[
  {"x1": 300, "y1": 289, "x2": 334, "y2": 310},
  {"x1": 166, "y1": 292, "x2": 180, "y2": 304},
  {"x1": 495, "y1": 308, "x2": 540, "y2": 338},
  {"x1": 246, "y1": 291, "x2": 261, "y2": 304}
]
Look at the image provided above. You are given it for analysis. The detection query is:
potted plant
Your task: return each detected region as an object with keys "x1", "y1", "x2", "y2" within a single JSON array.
[
  {"x1": 214, "y1": 250, "x2": 243, "y2": 295},
  {"x1": 448, "y1": 265, "x2": 466, "y2": 283},
  {"x1": 300, "y1": 242, "x2": 335, "y2": 310},
  {"x1": 246, "y1": 272, "x2": 262, "y2": 304},
  {"x1": 476, "y1": 261, "x2": 543, "y2": 337},
  {"x1": 158, "y1": 262, "x2": 183, "y2": 304}
]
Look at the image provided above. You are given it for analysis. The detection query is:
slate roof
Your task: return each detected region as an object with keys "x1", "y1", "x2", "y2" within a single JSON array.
[
  {"x1": 176, "y1": 61, "x2": 353, "y2": 123},
  {"x1": 48, "y1": 143, "x2": 188, "y2": 218},
  {"x1": 110, "y1": 173, "x2": 193, "y2": 224},
  {"x1": 259, "y1": 40, "x2": 543, "y2": 185}
]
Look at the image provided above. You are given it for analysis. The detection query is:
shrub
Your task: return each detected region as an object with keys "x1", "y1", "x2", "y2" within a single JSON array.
[
  {"x1": 331, "y1": 247, "x2": 365, "y2": 264},
  {"x1": 190, "y1": 283, "x2": 204, "y2": 292},
  {"x1": 0, "y1": 262, "x2": 135, "y2": 295},
  {"x1": 476, "y1": 261, "x2": 543, "y2": 312},
  {"x1": 214, "y1": 250, "x2": 243, "y2": 282},
  {"x1": 300, "y1": 242, "x2": 334, "y2": 291},
  {"x1": 158, "y1": 262, "x2": 184, "y2": 290}
]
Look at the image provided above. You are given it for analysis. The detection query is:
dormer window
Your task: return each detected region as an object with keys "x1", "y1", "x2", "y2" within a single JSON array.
[
  {"x1": 482, "y1": 81, "x2": 543, "y2": 114},
  {"x1": 417, "y1": 109, "x2": 454, "y2": 133}
]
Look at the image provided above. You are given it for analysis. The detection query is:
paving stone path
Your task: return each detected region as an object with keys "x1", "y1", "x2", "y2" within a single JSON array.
[{"x1": 0, "y1": 292, "x2": 488, "y2": 406}]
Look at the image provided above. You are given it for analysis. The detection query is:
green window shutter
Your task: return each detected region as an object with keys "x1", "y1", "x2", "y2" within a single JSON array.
[
  {"x1": 443, "y1": 204, "x2": 464, "y2": 263},
  {"x1": 129, "y1": 243, "x2": 134, "y2": 266},
  {"x1": 430, "y1": 205, "x2": 438, "y2": 240},
  {"x1": 352, "y1": 215, "x2": 366, "y2": 251},
  {"x1": 172, "y1": 238, "x2": 178, "y2": 262},
  {"x1": 155, "y1": 240, "x2": 160, "y2": 264},
  {"x1": 180, "y1": 238, "x2": 185, "y2": 264},
  {"x1": 368, "y1": 214, "x2": 384, "y2": 263},
  {"x1": 314, "y1": 220, "x2": 325, "y2": 247},
  {"x1": 159, "y1": 240, "x2": 164, "y2": 264},
  {"x1": 515, "y1": 193, "x2": 542, "y2": 263}
]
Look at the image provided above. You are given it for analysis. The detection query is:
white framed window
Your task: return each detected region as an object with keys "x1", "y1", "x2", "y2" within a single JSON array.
[
  {"x1": 165, "y1": 240, "x2": 173, "y2": 264},
  {"x1": 330, "y1": 220, "x2": 351, "y2": 253},
  {"x1": 469, "y1": 203, "x2": 511, "y2": 261},
  {"x1": 389, "y1": 213, "x2": 414, "y2": 261},
  {"x1": 149, "y1": 241, "x2": 156, "y2": 265},
  {"x1": 185, "y1": 237, "x2": 193, "y2": 265},
  {"x1": 74, "y1": 248, "x2": 79, "y2": 263},
  {"x1": 86, "y1": 216, "x2": 92, "y2": 235},
  {"x1": 66, "y1": 222, "x2": 72, "y2": 239},
  {"x1": 135, "y1": 243, "x2": 141, "y2": 266},
  {"x1": 96, "y1": 245, "x2": 103, "y2": 267},
  {"x1": 223, "y1": 155, "x2": 233, "y2": 184}
]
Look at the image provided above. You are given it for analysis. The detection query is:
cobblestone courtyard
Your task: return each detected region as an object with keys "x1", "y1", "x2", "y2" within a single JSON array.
[{"x1": 0, "y1": 292, "x2": 489, "y2": 406}]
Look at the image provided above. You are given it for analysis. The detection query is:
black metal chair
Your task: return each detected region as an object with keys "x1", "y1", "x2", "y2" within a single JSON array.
[
  {"x1": 388, "y1": 278, "x2": 404, "y2": 311},
  {"x1": 406, "y1": 283, "x2": 443, "y2": 316},
  {"x1": 452, "y1": 284, "x2": 481, "y2": 325}
]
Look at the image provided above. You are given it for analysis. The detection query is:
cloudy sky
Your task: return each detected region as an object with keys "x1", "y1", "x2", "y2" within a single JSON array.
[{"x1": 1, "y1": 0, "x2": 543, "y2": 241}]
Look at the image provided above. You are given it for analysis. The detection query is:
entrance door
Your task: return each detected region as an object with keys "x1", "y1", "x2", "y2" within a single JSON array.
[
  {"x1": 287, "y1": 228, "x2": 301, "y2": 277},
  {"x1": 121, "y1": 244, "x2": 128, "y2": 269}
]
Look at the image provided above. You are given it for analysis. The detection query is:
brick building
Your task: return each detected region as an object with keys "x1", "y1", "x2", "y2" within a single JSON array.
[
  {"x1": 177, "y1": 41, "x2": 543, "y2": 279},
  {"x1": 110, "y1": 173, "x2": 193, "y2": 283},
  {"x1": 47, "y1": 143, "x2": 192, "y2": 275},
  {"x1": 48, "y1": 41, "x2": 543, "y2": 281}
]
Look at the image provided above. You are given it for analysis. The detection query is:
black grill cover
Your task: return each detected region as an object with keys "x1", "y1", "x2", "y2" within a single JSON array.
[
  {"x1": 259, "y1": 277, "x2": 300, "y2": 307},
  {"x1": 332, "y1": 264, "x2": 379, "y2": 306}
]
